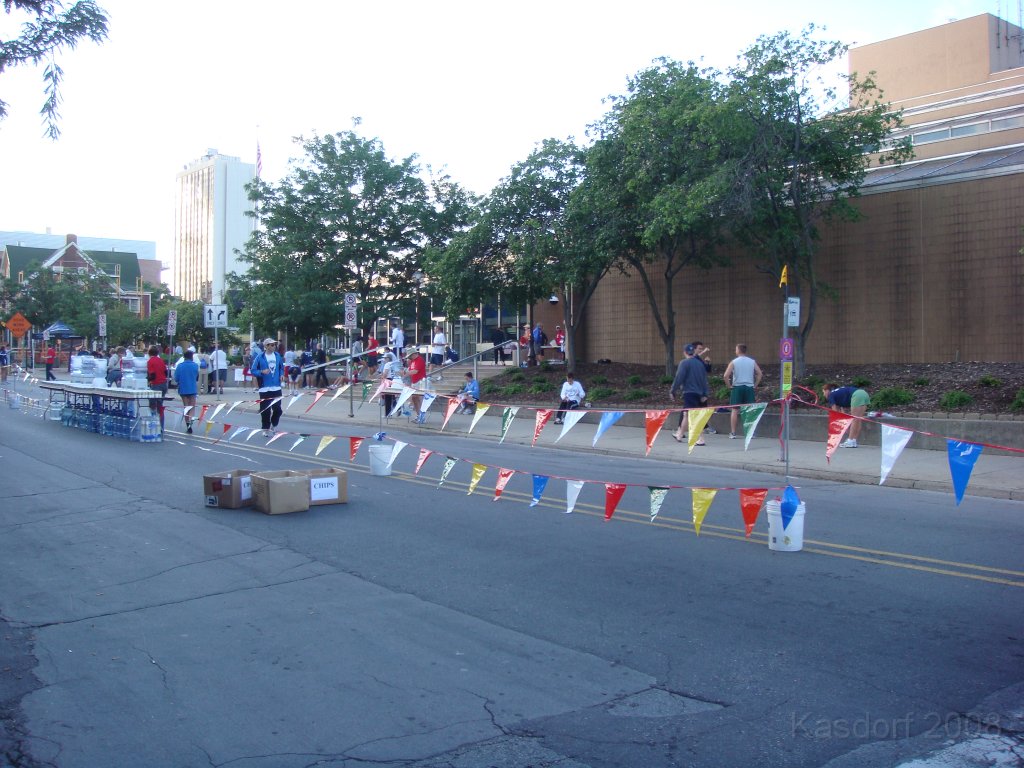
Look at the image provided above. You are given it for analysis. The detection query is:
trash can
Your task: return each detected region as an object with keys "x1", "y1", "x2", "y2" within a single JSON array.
[
  {"x1": 368, "y1": 444, "x2": 392, "y2": 476},
  {"x1": 767, "y1": 499, "x2": 805, "y2": 552}
]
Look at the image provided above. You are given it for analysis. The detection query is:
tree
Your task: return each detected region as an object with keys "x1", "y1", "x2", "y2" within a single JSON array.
[
  {"x1": 587, "y1": 60, "x2": 738, "y2": 375},
  {"x1": 429, "y1": 138, "x2": 612, "y2": 370},
  {"x1": 726, "y1": 26, "x2": 912, "y2": 371},
  {"x1": 233, "y1": 128, "x2": 470, "y2": 342},
  {"x1": 0, "y1": 0, "x2": 109, "y2": 138}
]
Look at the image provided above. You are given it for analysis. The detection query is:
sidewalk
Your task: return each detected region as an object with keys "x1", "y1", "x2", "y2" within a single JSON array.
[
  {"x1": 287, "y1": 381, "x2": 1024, "y2": 502},
  {"x1": 10, "y1": 368, "x2": 1022, "y2": 501}
]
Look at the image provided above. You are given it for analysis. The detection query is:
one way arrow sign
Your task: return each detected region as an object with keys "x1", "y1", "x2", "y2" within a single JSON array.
[{"x1": 204, "y1": 303, "x2": 228, "y2": 328}]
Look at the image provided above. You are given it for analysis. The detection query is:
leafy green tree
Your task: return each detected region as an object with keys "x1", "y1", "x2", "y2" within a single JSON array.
[
  {"x1": 232, "y1": 127, "x2": 470, "y2": 341},
  {"x1": 587, "y1": 60, "x2": 737, "y2": 375},
  {"x1": 1, "y1": 0, "x2": 109, "y2": 138},
  {"x1": 726, "y1": 26, "x2": 912, "y2": 371},
  {"x1": 429, "y1": 138, "x2": 611, "y2": 369}
]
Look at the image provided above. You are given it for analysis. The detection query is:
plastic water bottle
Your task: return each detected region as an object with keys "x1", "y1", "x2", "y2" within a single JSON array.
[
  {"x1": 130, "y1": 417, "x2": 141, "y2": 441},
  {"x1": 150, "y1": 415, "x2": 162, "y2": 442}
]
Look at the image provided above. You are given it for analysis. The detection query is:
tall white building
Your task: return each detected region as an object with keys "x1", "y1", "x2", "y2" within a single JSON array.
[{"x1": 173, "y1": 149, "x2": 256, "y2": 303}]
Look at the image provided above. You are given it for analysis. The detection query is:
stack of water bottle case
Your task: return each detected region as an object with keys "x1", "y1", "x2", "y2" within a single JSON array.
[{"x1": 54, "y1": 354, "x2": 164, "y2": 441}]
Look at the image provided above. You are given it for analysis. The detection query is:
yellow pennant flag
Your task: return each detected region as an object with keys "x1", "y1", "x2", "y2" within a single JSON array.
[
  {"x1": 691, "y1": 488, "x2": 718, "y2": 535},
  {"x1": 779, "y1": 264, "x2": 789, "y2": 287},
  {"x1": 468, "y1": 463, "x2": 487, "y2": 495},
  {"x1": 687, "y1": 408, "x2": 713, "y2": 453},
  {"x1": 315, "y1": 435, "x2": 336, "y2": 456}
]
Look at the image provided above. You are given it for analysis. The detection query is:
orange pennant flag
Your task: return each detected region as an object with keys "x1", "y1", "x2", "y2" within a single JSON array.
[
  {"x1": 644, "y1": 410, "x2": 670, "y2": 455},
  {"x1": 825, "y1": 410, "x2": 853, "y2": 462},
  {"x1": 532, "y1": 409, "x2": 554, "y2": 446},
  {"x1": 604, "y1": 483, "x2": 627, "y2": 521},
  {"x1": 738, "y1": 488, "x2": 768, "y2": 537},
  {"x1": 493, "y1": 468, "x2": 514, "y2": 501},
  {"x1": 304, "y1": 389, "x2": 328, "y2": 413},
  {"x1": 691, "y1": 488, "x2": 718, "y2": 535},
  {"x1": 348, "y1": 437, "x2": 364, "y2": 461},
  {"x1": 415, "y1": 448, "x2": 433, "y2": 474},
  {"x1": 198, "y1": 404, "x2": 209, "y2": 423},
  {"x1": 441, "y1": 398, "x2": 460, "y2": 430}
]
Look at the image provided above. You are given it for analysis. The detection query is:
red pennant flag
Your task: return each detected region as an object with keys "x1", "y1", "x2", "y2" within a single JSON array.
[
  {"x1": 532, "y1": 409, "x2": 553, "y2": 446},
  {"x1": 604, "y1": 483, "x2": 627, "y2": 521},
  {"x1": 210, "y1": 422, "x2": 231, "y2": 444},
  {"x1": 415, "y1": 448, "x2": 433, "y2": 474},
  {"x1": 826, "y1": 411, "x2": 853, "y2": 462},
  {"x1": 493, "y1": 468, "x2": 514, "y2": 500},
  {"x1": 738, "y1": 488, "x2": 768, "y2": 537},
  {"x1": 644, "y1": 410, "x2": 670, "y2": 455},
  {"x1": 348, "y1": 437, "x2": 364, "y2": 462},
  {"x1": 197, "y1": 404, "x2": 209, "y2": 423},
  {"x1": 304, "y1": 389, "x2": 328, "y2": 413}
]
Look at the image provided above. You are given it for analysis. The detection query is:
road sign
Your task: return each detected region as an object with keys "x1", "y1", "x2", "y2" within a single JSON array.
[
  {"x1": 98, "y1": 313, "x2": 107, "y2": 337},
  {"x1": 343, "y1": 293, "x2": 358, "y2": 330},
  {"x1": 167, "y1": 310, "x2": 177, "y2": 336},
  {"x1": 781, "y1": 361, "x2": 793, "y2": 394},
  {"x1": 204, "y1": 304, "x2": 228, "y2": 329},
  {"x1": 787, "y1": 297, "x2": 801, "y2": 327},
  {"x1": 6, "y1": 312, "x2": 30, "y2": 339},
  {"x1": 779, "y1": 337, "x2": 794, "y2": 362}
]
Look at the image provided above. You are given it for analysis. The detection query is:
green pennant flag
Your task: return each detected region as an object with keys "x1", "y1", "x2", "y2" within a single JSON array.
[
  {"x1": 438, "y1": 456, "x2": 458, "y2": 487},
  {"x1": 740, "y1": 403, "x2": 768, "y2": 450},
  {"x1": 648, "y1": 487, "x2": 669, "y2": 521},
  {"x1": 499, "y1": 406, "x2": 519, "y2": 443}
]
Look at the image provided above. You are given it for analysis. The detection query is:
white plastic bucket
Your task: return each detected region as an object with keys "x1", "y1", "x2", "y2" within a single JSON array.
[
  {"x1": 767, "y1": 499, "x2": 805, "y2": 552},
  {"x1": 368, "y1": 444, "x2": 392, "y2": 476}
]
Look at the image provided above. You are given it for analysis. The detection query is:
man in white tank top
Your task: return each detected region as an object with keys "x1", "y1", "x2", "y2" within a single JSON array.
[{"x1": 723, "y1": 344, "x2": 763, "y2": 439}]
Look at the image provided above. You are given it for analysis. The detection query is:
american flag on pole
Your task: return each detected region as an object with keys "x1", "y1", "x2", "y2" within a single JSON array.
[{"x1": 256, "y1": 141, "x2": 263, "y2": 179}]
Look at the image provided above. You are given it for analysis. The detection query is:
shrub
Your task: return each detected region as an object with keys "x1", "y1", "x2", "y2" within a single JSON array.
[
  {"x1": 659, "y1": 375, "x2": 673, "y2": 386},
  {"x1": 530, "y1": 380, "x2": 554, "y2": 394},
  {"x1": 590, "y1": 374, "x2": 609, "y2": 385},
  {"x1": 539, "y1": 360, "x2": 551, "y2": 370},
  {"x1": 709, "y1": 375, "x2": 725, "y2": 389},
  {"x1": 939, "y1": 390, "x2": 973, "y2": 410},
  {"x1": 502, "y1": 384, "x2": 525, "y2": 396},
  {"x1": 803, "y1": 374, "x2": 825, "y2": 388},
  {"x1": 589, "y1": 387, "x2": 616, "y2": 401},
  {"x1": 508, "y1": 371, "x2": 526, "y2": 382},
  {"x1": 852, "y1": 376, "x2": 872, "y2": 388},
  {"x1": 871, "y1": 387, "x2": 916, "y2": 409},
  {"x1": 623, "y1": 389, "x2": 651, "y2": 401},
  {"x1": 1011, "y1": 387, "x2": 1024, "y2": 412},
  {"x1": 627, "y1": 374, "x2": 643, "y2": 386},
  {"x1": 713, "y1": 385, "x2": 730, "y2": 401},
  {"x1": 979, "y1": 374, "x2": 1002, "y2": 388},
  {"x1": 913, "y1": 377, "x2": 930, "y2": 387},
  {"x1": 481, "y1": 379, "x2": 501, "y2": 394}
]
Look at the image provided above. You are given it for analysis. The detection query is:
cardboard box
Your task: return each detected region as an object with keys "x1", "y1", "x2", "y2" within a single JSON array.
[
  {"x1": 204, "y1": 470, "x2": 254, "y2": 509},
  {"x1": 251, "y1": 470, "x2": 310, "y2": 515},
  {"x1": 306, "y1": 467, "x2": 348, "y2": 506}
]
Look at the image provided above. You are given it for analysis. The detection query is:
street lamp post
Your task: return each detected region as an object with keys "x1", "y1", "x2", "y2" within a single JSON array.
[{"x1": 412, "y1": 270, "x2": 424, "y2": 348}]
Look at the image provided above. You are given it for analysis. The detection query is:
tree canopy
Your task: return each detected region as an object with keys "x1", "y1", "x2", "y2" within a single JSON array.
[
  {"x1": 0, "y1": 0, "x2": 109, "y2": 138},
  {"x1": 232, "y1": 128, "x2": 472, "y2": 341}
]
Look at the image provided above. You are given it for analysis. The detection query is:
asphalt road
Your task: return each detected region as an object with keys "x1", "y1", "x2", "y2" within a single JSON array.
[{"x1": 1, "y1": 405, "x2": 1022, "y2": 768}]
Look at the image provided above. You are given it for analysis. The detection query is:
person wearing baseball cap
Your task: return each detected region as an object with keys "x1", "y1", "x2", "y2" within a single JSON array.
[
  {"x1": 252, "y1": 338, "x2": 284, "y2": 437},
  {"x1": 669, "y1": 342, "x2": 710, "y2": 446}
]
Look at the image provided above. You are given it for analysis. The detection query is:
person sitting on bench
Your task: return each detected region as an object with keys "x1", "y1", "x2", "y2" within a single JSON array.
[{"x1": 456, "y1": 371, "x2": 480, "y2": 414}]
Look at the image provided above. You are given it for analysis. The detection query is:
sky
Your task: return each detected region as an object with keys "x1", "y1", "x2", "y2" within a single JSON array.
[{"x1": 0, "y1": 0, "x2": 1009, "y2": 271}]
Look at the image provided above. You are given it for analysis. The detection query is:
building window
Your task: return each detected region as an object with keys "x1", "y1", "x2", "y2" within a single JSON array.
[
  {"x1": 950, "y1": 122, "x2": 986, "y2": 138},
  {"x1": 991, "y1": 115, "x2": 1024, "y2": 132},
  {"x1": 913, "y1": 127, "x2": 950, "y2": 145}
]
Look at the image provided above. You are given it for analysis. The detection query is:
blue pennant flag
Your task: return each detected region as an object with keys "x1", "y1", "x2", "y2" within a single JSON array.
[
  {"x1": 592, "y1": 411, "x2": 624, "y2": 447},
  {"x1": 781, "y1": 485, "x2": 801, "y2": 530},
  {"x1": 530, "y1": 475, "x2": 550, "y2": 507},
  {"x1": 946, "y1": 440, "x2": 984, "y2": 506}
]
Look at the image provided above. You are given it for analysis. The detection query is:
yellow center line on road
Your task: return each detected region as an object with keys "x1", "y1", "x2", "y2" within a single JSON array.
[{"x1": 178, "y1": 436, "x2": 1024, "y2": 588}]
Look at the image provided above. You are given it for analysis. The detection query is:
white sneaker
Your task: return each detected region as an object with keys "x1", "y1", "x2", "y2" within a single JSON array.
[
  {"x1": 729, "y1": 432, "x2": 739, "y2": 439},
  {"x1": 263, "y1": 430, "x2": 271, "y2": 438},
  {"x1": 840, "y1": 439, "x2": 858, "y2": 448}
]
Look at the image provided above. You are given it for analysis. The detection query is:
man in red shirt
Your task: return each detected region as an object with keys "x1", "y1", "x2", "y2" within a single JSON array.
[
  {"x1": 405, "y1": 347, "x2": 427, "y2": 423},
  {"x1": 146, "y1": 345, "x2": 169, "y2": 433},
  {"x1": 44, "y1": 345, "x2": 57, "y2": 380}
]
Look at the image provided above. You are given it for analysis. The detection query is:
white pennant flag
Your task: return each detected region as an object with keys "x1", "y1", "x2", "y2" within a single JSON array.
[
  {"x1": 389, "y1": 440, "x2": 407, "y2": 468},
  {"x1": 419, "y1": 391, "x2": 437, "y2": 413},
  {"x1": 565, "y1": 479, "x2": 585, "y2": 514},
  {"x1": 285, "y1": 393, "x2": 302, "y2": 411},
  {"x1": 555, "y1": 410, "x2": 587, "y2": 442},
  {"x1": 330, "y1": 384, "x2": 350, "y2": 402},
  {"x1": 880, "y1": 425, "x2": 914, "y2": 485},
  {"x1": 210, "y1": 403, "x2": 226, "y2": 421},
  {"x1": 390, "y1": 386, "x2": 415, "y2": 417},
  {"x1": 224, "y1": 400, "x2": 243, "y2": 416},
  {"x1": 468, "y1": 403, "x2": 490, "y2": 434}
]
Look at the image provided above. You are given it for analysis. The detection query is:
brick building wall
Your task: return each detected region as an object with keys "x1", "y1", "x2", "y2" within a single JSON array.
[{"x1": 578, "y1": 173, "x2": 1024, "y2": 367}]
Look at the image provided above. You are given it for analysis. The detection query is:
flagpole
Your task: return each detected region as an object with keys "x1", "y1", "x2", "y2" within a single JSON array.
[{"x1": 779, "y1": 265, "x2": 790, "y2": 478}]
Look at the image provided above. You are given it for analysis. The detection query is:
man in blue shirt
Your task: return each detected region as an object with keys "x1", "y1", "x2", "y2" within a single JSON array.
[
  {"x1": 669, "y1": 344, "x2": 710, "y2": 445},
  {"x1": 823, "y1": 383, "x2": 871, "y2": 448},
  {"x1": 174, "y1": 349, "x2": 200, "y2": 434}
]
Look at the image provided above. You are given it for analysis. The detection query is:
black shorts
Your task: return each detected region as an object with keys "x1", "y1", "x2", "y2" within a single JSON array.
[
  {"x1": 683, "y1": 392, "x2": 706, "y2": 409},
  {"x1": 430, "y1": 353, "x2": 443, "y2": 366}
]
